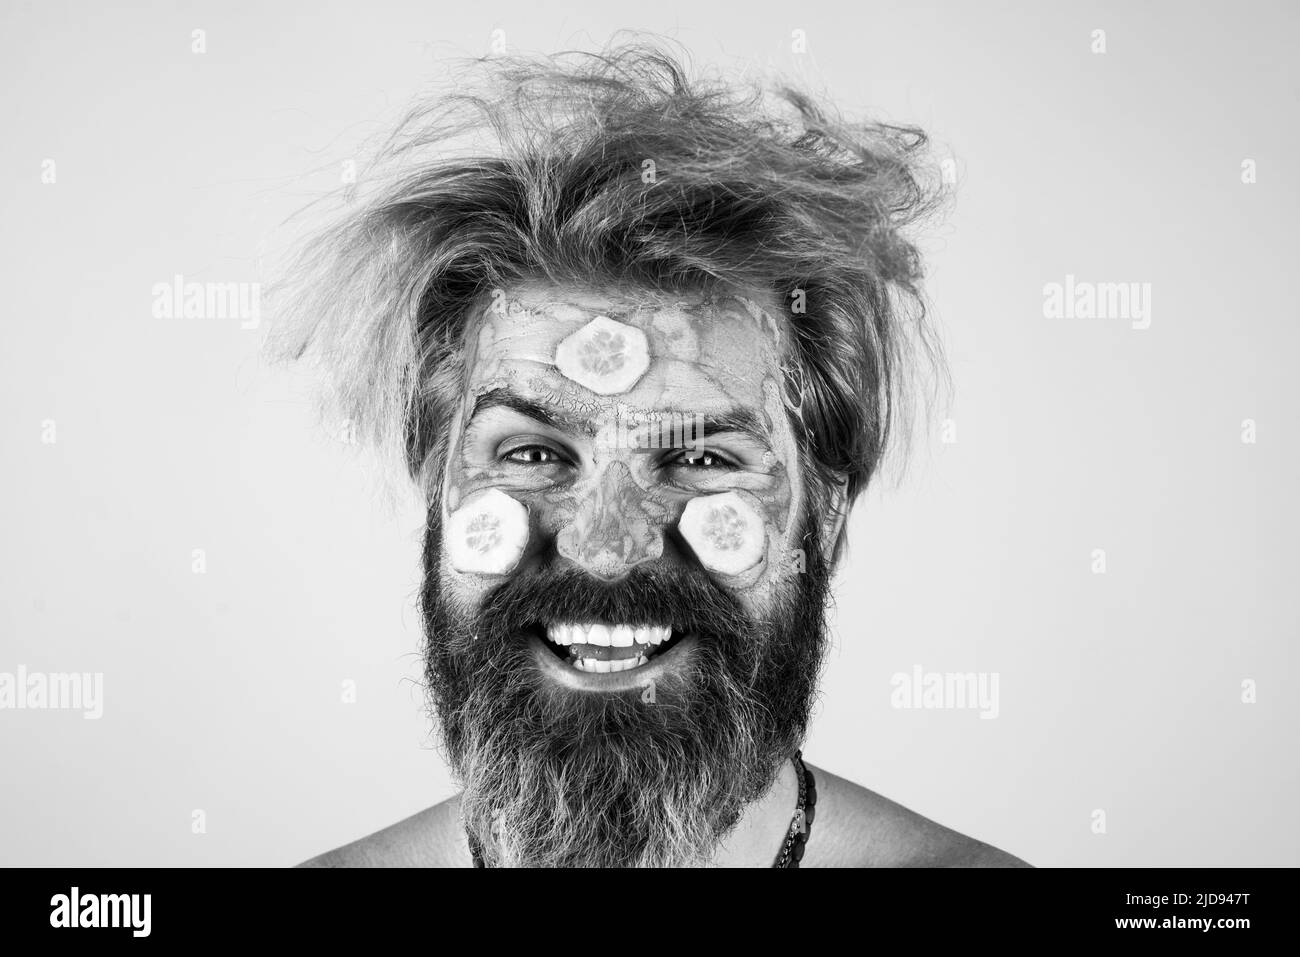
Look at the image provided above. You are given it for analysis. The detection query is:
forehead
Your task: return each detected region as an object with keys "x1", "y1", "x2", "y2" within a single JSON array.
[{"x1": 462, "y1": 282, "x2": 790, "y2": 417}]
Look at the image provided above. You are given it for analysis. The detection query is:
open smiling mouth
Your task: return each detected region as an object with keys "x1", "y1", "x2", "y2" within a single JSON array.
[{"x1": 535, "y1": 622, "x2": 689, "y2": 673}]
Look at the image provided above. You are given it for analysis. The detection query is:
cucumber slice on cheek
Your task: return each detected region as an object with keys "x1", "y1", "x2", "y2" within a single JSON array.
[
  {"x1": 446, "y1": 488, "x2": 530, "y2": 575},
  {"x1": 679, "y1": 491, "x2": 767, "y2": 577}
]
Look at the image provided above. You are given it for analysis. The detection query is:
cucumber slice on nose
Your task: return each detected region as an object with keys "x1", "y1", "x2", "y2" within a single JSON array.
[{"x1": 446, "y1": 488, "x2": 530, "y2": 575}]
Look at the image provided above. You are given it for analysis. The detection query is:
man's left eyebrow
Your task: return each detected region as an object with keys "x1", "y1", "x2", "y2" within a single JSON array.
[{"x1": 696, "y1": 408, "x2": 772, "y2": 445}]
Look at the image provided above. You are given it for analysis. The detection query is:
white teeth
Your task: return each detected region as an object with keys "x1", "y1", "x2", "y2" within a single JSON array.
[
  {"x1": 548, "y1": 622, "x2": 672, "y2": 649},
  {"x1": 571, "y1": 656, "x2": 649, "y2": 673}
]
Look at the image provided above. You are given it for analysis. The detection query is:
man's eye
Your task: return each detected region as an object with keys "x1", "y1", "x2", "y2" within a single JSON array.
[
  {"x1": 503, "y1": 445, "x2": 566, "y2": 465},
  {"x1": 672, "y1": 449, "x2": 735, "y2": 470}
]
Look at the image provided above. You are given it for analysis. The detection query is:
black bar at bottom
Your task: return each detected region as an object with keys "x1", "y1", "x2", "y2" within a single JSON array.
[{"x1": 0, "y1": 866, "x2": 1283, "y2": 944}]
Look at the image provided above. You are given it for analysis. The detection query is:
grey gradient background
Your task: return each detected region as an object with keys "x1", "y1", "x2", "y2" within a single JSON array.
[{"x1": 1, "y1": 0, "x2": 1296, "y2": 866}]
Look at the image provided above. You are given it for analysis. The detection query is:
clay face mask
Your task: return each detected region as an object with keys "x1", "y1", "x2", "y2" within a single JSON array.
[
  {"x1": 438, "y1": 282, "x2": 809, "y2": 648},
  {"x1": 421, "y1": 280, "x2": 836, "y2": 868}
]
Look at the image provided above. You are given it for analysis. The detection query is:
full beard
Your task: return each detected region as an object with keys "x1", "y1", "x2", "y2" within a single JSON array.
[{"x1": 421, "y1": 509, "x2": 833, "y2": 868}]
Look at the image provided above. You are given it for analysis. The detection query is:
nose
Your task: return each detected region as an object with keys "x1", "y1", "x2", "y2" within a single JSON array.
[{"x1": 555, "y1": 460, "x2": 665, "y2": 581}]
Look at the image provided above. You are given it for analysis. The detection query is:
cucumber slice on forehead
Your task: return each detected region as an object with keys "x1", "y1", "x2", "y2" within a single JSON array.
[{"x1": 553, "y1": 315, "x2": 650, "y2": 395}]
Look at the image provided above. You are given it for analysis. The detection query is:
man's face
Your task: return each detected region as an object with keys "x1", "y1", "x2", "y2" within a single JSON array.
[{"x1": 421, "y1": 281, "x2": 835, "y2": 867}]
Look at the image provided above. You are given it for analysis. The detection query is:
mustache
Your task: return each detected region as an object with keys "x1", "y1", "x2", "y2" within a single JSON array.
[{"x1": 465, "y1": 560, "x2": 759, "y2": 647}]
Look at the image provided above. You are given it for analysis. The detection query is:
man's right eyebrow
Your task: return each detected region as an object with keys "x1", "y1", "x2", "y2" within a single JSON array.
[{"x1": 467, "y1": 388, "x2": 583, "y2": 435}]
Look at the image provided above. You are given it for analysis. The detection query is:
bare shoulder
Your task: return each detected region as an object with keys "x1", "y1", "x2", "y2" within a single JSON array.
[
  {"x1": 296, "y1": 795, "x2": 470, "y2": 868},
  {"x1": 294, "y1": 768, "x2": 1031, "y2": 868},
  {"x1": 802, "y1": 764, "x2": 1032, "y2": 868}
]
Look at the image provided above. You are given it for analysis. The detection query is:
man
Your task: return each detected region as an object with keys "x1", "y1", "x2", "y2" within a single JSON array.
[{"x1": 283, "y1": 44, "x2": 1028, "y2": 867}]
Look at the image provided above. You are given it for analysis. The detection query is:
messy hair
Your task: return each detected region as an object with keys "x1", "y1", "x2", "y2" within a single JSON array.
[{"x1": 272, "y1": 41, "x2": 945, "y2": 558}]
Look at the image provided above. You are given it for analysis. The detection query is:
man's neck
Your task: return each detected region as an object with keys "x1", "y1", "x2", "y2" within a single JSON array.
[{"x1": 707, "y1": 755, "x2": 799, "y2": 867}]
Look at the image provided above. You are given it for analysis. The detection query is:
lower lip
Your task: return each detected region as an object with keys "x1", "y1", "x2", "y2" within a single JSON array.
[{"x1": 529, "y1": 633, "x2": 695, "y2": 691}]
